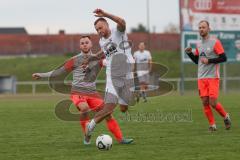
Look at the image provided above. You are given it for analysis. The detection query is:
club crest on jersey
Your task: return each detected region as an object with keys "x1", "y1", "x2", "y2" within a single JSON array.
[{"x1": 200, "y1": 52, "x2": 206, "y2": 57}]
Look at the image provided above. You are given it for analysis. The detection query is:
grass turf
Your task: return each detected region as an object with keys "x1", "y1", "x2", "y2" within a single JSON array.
[{"x1": 0, "y1": 93, "x2": 239, "y2": 160}]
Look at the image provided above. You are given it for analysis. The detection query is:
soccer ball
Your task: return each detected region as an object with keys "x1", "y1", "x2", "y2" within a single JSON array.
[{"x1": 96, "y1": 134, "x2": 112, "y2": 150}]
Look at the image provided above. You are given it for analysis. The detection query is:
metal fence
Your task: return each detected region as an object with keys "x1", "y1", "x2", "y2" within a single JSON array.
[{"x1": 15, "y1": 77, "x2": 240, "y2": 95}]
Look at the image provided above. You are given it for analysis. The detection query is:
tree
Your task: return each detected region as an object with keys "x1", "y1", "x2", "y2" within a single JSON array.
[
  {"x1": 163, "y1": 23, "x2": 180, "y2": 33},
  {"x1": 131, "y1": 23, "x2": 148, "y2": 33}
]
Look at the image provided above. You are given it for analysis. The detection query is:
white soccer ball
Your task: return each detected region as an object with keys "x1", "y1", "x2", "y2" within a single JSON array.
[{"x1": 96, "y1": 134, "x2": 112, "y2": 150}]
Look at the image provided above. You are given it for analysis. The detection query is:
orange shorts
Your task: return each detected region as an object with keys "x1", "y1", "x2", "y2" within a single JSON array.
[
  {"x1": 198, "y1": 78, "x2": 219, "y2": 99},
  {"x1": 70, "y1": 92, "x2": 104, "y2": 111}
]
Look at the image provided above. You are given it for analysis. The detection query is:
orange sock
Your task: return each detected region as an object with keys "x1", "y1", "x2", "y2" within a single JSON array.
[
  {"x1": 106, "y1": 118, "x2": 123, "y2": 142},
  {"x1": 80, "y1": 117, "x2": 90, "y2": 134},
  {"x1": 214, "y1": 103, "x2": 227, "y2": 118},
  {"x1": 203, "y1": 105, "x2": 215, "y2": 125}
]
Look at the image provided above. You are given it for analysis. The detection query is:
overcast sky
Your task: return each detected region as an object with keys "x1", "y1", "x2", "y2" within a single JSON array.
[{"x1": 1, "y1": 0, "x2": 180, "y2": 34}]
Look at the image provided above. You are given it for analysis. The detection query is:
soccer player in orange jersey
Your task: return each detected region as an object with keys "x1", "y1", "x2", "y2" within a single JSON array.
[
  {"x1": 185, "y1": 20, "x2": 231, "y2": 131},
  {"x1": 32, "y1": 36, "x2": 128, "y2": 144}
]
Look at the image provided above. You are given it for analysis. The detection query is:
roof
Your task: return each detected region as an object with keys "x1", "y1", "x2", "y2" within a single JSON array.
[{"x1": 0, "y1": 27, "x2": 28, "y2": 34}]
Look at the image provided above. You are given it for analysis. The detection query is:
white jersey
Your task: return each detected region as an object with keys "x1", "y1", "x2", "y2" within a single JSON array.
[
  {"x1": 133, "y1": 50, "x2": 152, "y2": 76},
  {"x1": 134, "y1": 50, "x2": 152, "y2": 63},
  {"x1": 99, "y1": 27, "x2": 134, "y2": 79}
]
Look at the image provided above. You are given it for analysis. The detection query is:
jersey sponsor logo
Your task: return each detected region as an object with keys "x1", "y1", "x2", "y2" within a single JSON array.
[
  {"x1": 104, "y1": 41, "x2": 118, "y2": 57},
  {"x1": 103, "y1": 40, "x2": 133, "y2": 57},
  {"x1": 140, "y1": 58, "x2": 148, "y2": 62}
]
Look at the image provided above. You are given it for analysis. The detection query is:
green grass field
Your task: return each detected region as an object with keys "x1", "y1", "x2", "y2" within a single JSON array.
[{"x1": 1, "y1": 92, "x2": 240, "y2": 160}]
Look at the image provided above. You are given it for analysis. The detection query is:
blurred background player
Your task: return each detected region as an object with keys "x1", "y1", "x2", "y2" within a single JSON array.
[
  {"x1": 85, "y1": 9, "x2": 135, "y2": 144},
  {"x1": 32, "y1": 36, "x2": 128, "y2": 145},
  {"x1": 185, "y1": 20, "x2": 231, "y2": 131},
  {"x1": 134, "y1": 42, "x2": 152, "y2": 102}
]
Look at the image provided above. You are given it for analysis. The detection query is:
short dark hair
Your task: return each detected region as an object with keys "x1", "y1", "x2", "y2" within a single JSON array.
[
  {"x1": 199, "y1": 20, "x2": 209, "y2": 27},
  {"x1": 94, "y1": 18, "x2": 108, "y2": 26},
  {"x1": 80, "y1": 35, "x2": 91, "y2": 40}
]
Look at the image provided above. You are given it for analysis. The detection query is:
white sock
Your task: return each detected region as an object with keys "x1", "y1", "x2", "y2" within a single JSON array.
[{"x1": 88, "y1": 119, "x2": 96, "y2": 133}]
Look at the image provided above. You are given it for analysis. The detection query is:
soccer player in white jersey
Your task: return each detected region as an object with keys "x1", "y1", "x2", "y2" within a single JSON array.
[
  {"x1": 32, "y1": 36, "x2": 130, "y2": 145},
  {"x1": 85, "y1": 9, "x2": 135, "y2": 144},
  {"x1": 134, "y1": 42, "x2": 152, "y2": 102}
]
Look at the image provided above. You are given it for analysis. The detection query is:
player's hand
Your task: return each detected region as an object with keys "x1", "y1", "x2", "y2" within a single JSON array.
[
  {"x1": 95, "y1": 50, "x2": 104, "y2": 59},
  {"x1": 90, "y1": 51, "x2": 104, "y2": 60},
  {"x1": 200, "y1": 57, "x2": 209, "y2": 64},
  {"x1": 93, "y1": 8, "x2": 107, "y2": 17},
  {"x1": 185, "y1": 47, "x2": 192, "y2": 54},
  {"x1": 82, "y1": 58, "x2": 89, "y2": 65},
  {"x1": 32, "y1": 73, "x2": 41, "y2": 80},
  {"x1": 81, "y1": 64, "x2": 89, "y2": 69},
  {"x1": 81, "y1": 60, "x2": 89, "y2": 73}
]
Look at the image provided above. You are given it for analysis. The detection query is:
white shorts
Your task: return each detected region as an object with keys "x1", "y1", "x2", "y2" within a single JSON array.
[
  {"x1": 137, "y1": 71, "x2": 150, "y2": 84},
  {"x1": 104, "y1": 76, "x2": 135, "y2": 105}
]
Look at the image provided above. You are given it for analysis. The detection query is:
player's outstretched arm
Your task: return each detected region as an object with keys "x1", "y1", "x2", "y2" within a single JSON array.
[
  {"x1": 32, "y1": 71, "x2": 54, "y2": 80},
  {"x1": 93, "y1": 8, "x2": 126, "y2": 32},
  {"x1": 185, "y1": 47, "x2": 199, "y2": 64},
  {"x1": 32, "y1": 73, "x2": 43, "y2": 80},
  {"x1": 32, "y1": 65, "x2": 69, "y2": 80}
]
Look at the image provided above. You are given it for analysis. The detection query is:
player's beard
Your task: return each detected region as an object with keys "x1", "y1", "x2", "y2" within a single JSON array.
[
  {"x1": 82, "y1": 49, "x2": 90, "y2": 54},
  {"x1": 200, "y1": 31, "x2": 208, "y2": 39},
  {"x1": 99, "y1": 32, "x2": 106, "y2": 38},
  {"x1": 101, "y1": 29, "x2": 111, "y2": 39}
]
